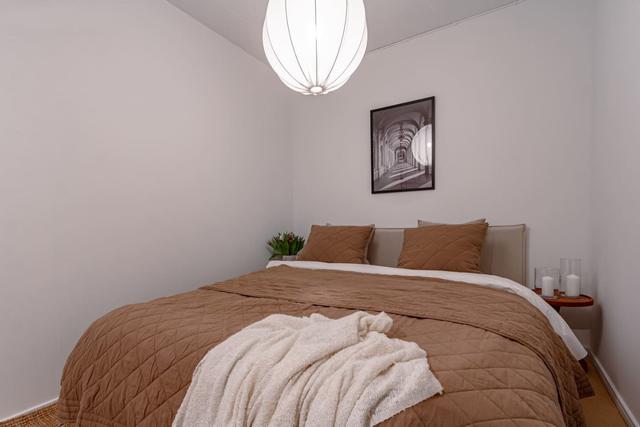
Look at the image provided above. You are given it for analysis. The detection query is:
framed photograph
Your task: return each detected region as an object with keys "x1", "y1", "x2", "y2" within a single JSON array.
[{"x1": 370, "y1": 97, "x2": 435, "y2": 194}]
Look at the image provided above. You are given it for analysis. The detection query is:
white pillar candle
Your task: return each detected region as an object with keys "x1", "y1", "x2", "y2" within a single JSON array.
[
  {"x1": 565, "y1": 274, "x2": 581, "y2": 297},
  {"x1": 541, "y1": 276, "x2": 555, "y2": 297}
]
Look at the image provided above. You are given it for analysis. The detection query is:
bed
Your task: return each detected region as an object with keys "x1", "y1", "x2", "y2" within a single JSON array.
[{"x1": 58, "y1": 225, "x2": 592, "y2": 426}]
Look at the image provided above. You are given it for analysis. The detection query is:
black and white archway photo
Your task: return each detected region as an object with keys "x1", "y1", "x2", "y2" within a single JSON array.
[{"x1": 370, "y1": 97, "x2": 435, "y2": 194}]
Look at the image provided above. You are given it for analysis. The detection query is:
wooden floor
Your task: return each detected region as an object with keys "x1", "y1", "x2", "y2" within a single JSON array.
[
  {"x1": 582, "y1": 359, "x2": 628, "y2": 427},
  {"x1": 0, "y1": 359, "x2": 628, "y2": 426}
]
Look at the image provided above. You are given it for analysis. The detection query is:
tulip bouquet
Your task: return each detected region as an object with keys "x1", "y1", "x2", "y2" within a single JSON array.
[{"x1": 267, "y1": 232, "x2": 305, "y2": 260}]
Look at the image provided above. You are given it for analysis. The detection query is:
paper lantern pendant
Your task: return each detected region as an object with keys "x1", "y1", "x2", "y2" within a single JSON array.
[{"x1": 263, "y1": 0, "x2": 368, "y2": 96}]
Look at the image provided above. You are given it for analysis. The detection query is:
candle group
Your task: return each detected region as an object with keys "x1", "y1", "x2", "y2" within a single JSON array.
[{"x1": 536, "y1": 261, "x2": 582, "y2": 299}]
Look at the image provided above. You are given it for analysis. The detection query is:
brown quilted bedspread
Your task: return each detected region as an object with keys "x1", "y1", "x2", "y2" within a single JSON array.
[{"x1": 59, "y1": 266, "x2": 592, "y2": 426}]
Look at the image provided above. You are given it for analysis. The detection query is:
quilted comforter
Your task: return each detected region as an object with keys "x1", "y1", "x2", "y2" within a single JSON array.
[{"x1": 59, "y1": 265, "x2": 593, "y2": 427}]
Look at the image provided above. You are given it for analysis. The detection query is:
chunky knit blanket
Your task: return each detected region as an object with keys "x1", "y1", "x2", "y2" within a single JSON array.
[{"x1": 173, "y1": 311, "x2": 443, "y2": 427}]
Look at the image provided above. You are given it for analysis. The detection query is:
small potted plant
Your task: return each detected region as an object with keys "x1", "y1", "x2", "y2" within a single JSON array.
[{"x1": 267, "y1": 232, "x2": 305, "y2": 261}]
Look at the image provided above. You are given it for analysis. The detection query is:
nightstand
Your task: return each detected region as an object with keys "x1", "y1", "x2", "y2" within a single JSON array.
[
  {"x1": 534, "y1": 288, "x2": 593, "y2": 372},
  {"x1": 533, "y1": 288, "x2": 594, "y2": 313}
]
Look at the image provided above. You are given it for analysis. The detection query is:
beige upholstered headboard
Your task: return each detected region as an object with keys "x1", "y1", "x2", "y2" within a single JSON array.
[{"x1": 367, "y1": 225, "x2": 527, "y2": 285}]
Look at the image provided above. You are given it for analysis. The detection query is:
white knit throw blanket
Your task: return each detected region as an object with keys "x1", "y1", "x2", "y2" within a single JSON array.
[{"x1": 173, "y1": 311, "x2": 443, "y2": 427}]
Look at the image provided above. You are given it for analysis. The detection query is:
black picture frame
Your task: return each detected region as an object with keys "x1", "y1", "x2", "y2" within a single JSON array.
[{"x1": 370, "y1": 97, "x2": 436, "y2": 194}]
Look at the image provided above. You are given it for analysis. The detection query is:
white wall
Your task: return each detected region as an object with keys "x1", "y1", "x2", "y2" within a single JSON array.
[
  {"x1": 291, "y1": 0, "x2": 594, "y2": 294},
  {"x1": 0, "y1": 0, "x2": 291, "y2": 419},
  {"x1": 592, "y1": 0, "x2": 640, "y2": 422}
]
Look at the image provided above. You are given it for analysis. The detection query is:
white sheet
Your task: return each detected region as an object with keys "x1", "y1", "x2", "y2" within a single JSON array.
[{"x1": 267, "y1": 261, "x2": 588, "y2": 361}]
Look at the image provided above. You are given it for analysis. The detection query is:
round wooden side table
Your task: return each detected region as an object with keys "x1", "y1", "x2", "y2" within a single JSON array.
[{"x1": 534, "y1": 288, "x2": 594, "y2": 312}]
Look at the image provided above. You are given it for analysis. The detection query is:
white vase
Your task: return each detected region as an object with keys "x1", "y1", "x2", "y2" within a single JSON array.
[{"x1": 282, "y1": 255, "x2": 298, "y2": 262}]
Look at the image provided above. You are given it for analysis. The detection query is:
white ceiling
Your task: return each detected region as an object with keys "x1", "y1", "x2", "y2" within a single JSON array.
[{"x1": 167, "y1": 0, "x2": 520, "y2": 62}]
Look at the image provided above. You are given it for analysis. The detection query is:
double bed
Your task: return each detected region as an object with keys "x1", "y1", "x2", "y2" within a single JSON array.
[{"x1": 58, "y1": 226, "x2": 592, "y2": 426}]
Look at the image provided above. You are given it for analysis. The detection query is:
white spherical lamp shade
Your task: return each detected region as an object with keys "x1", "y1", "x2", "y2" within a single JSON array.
[{"x1": 263, "y1": 0, "x2": 368, "y2": 95}]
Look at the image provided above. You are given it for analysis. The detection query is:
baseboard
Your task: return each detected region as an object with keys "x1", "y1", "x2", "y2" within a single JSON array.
[
  {"x1": 0, "y1": 397, "x2": 58, "y2": 423},
  {"x1": 591, "y1": 354, "x2": 639, "y2": 427}
]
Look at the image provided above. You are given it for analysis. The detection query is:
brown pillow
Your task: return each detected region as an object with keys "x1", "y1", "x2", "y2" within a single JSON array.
[
  {"x1": 297, "y1": 225, "x2": 374, "y2": 264},
  {"x1": 398, "y1": 223, "x2": 489, "y2": 273}
]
